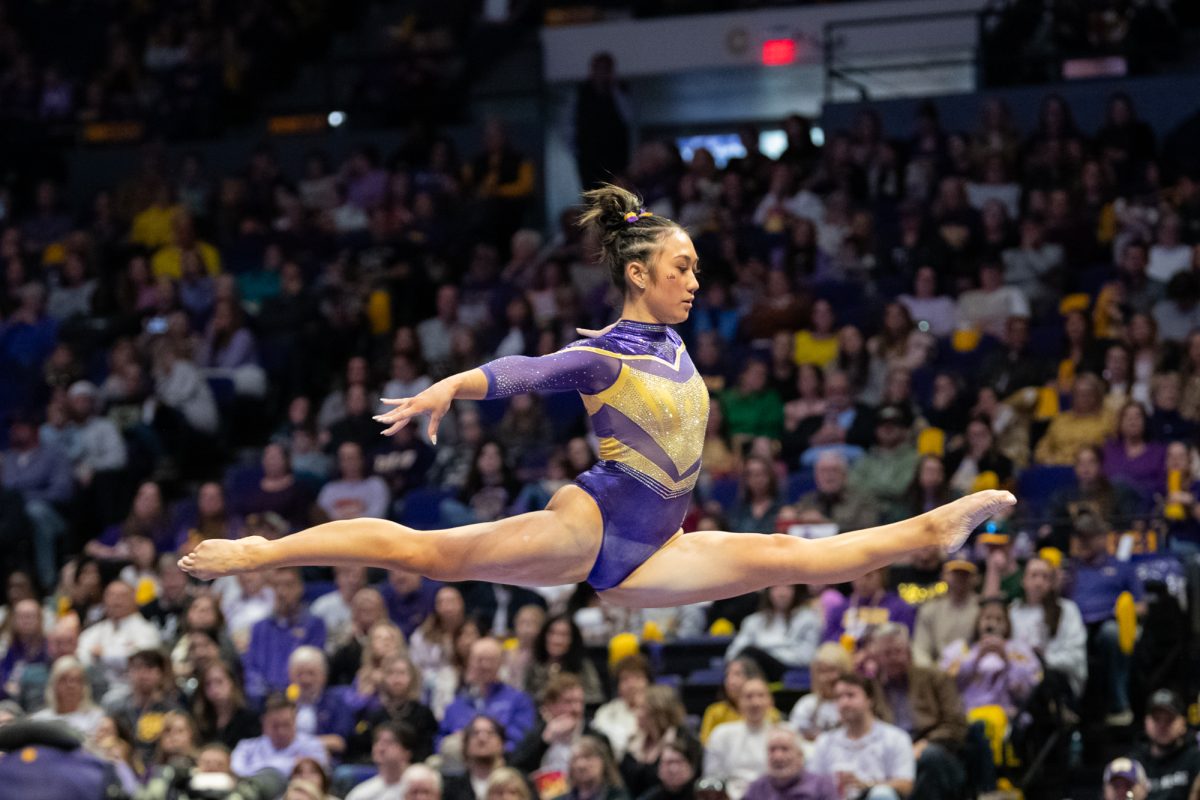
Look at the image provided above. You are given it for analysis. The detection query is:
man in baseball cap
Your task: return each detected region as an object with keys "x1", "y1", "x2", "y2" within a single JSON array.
[
  {"x1": 1104, "y1": 757, "x2": 1149, "y2": 800},
  {"x1": 1130, "y1": 689, "x2": 1200, "y2": 800},
  {"x1": 910, "y1": 559, "x2": 979, "y2": 667},
  {"x1": 850, "y1": 403, "x2": 917, "y2": 521}
]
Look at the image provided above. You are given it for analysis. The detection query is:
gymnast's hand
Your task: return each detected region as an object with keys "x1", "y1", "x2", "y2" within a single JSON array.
[{"x1": 376, "y1": 380, "x2": 456, "y2": 442}]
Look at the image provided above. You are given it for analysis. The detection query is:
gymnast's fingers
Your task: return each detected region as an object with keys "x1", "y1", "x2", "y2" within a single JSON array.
[
  {"x1": 374, "y1": 401, "x2": 413, "y2": 424},
  {"x1": 427, "y1": 409, "x2": 445, "y2": 445},
  {"x1": 381, "y1": 417, "x2": 412, "y2": 437},
  {"x1": 379, "y1": 397, "x2": 410, "y2": 406}
]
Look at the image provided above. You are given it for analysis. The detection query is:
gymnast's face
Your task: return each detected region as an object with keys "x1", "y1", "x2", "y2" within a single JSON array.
[{"x1": 628, "y1": 229, "x2": 700, "y2": 325}]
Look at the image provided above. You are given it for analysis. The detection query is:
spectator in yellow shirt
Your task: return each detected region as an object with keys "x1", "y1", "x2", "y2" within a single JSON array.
[
  {"x1": 1034, "y1": 372, "x2": 1115, "y2": 465},
  {"x1": 152, "y1": 214, "x2": 221, "y2": 280},
  {"x1": 129, "y1": 183, "x2": 183, "y2": 250},
  {"x1": 793, "y1": 298, "x2": 839, "y2": 368}
]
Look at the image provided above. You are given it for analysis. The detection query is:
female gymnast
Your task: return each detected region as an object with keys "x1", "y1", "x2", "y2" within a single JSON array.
[{"x1": 179, "y1": 185, "x2": 1014, "y2": 608}]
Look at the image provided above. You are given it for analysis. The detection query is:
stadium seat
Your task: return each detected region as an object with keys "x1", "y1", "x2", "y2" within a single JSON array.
[
  {"x1": 781, "y1": 668, "x2": 810, "y2": 691},
  {"x1": 304, "y1": 580, "x2": 334, "y2": 604},
  {"x1": 707, "y1": 477, "x2": 739, "y2": 511},
  {"x1": 1015, "y1": 465, "x2": 1076, "y2": 522},
  {"x1": 224, "y1": 463, "x2": 265, "y2": 512},
  {"x1": 643, "y1": 637, "x2": 731, "y2": 678},
  {"x1": 785, "y1": 471, "x2": 814, "y2": 503},
  {"x1": 207, "y1": 376, "x2": 237, "y2": 410},
  {"x1": 396, "y1": 486, "x2": 456, "y2": 528}
]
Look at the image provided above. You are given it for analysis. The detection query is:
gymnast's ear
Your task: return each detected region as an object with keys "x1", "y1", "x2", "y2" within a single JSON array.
[{"x1": 625, "y1": 260, "x2": 649, "y2": 291}]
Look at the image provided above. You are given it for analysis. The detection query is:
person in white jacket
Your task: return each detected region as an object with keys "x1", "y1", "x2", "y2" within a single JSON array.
[
  {"x1": 725, "y1": 585, "x2": 822, "y2": 681},
  {"x1": 1008, "y1": 555, "x2": 1087, "y2": 697},
  {"x1": 704, "y1": 677, "x2": 776, "y2": 800},
  {"x1": 76, "y1": 580, "x2": 162, "y2": 703}
]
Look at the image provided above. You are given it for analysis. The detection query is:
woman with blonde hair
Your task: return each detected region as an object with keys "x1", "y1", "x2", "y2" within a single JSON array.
[
  {"x1": 788, "y1": 642, "x2": 852, "y2": 741},
  {"x1": 501, "y1": 603, "x2": 546, "y2": 690},
  {"x1": 31, "y1": 655, "x2": 105, "y2": 737},
  {"x1": 1034, "y1": 373, "x2": 1115, "y2": 465},
  {"x1": 486, "y1": 766, "x2": 535, "y2": 800},
  {"x1": 354, "y1": 620, "x2": 407, "y2": 697},
  {"x1": 350, "y1": 652, "x2": 437, "y2": 762}
]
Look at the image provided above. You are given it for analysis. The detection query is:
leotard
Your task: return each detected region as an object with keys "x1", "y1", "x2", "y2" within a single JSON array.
[{"x1": 480, "y1": 319, "x2": 710, "y2": 590}]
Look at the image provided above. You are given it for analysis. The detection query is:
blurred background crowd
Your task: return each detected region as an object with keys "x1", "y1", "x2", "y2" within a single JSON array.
[{"x1": 3, "y1": 1, "x2": 1200, "y2": 800}]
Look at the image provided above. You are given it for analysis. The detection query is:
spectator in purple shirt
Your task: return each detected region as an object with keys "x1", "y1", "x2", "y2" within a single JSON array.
[
  {"x1": 742, "y1": 727, "x2": 837, "y2": 800},
  {"x1": 1063, "y1": 510, "x2": 1145, "y2": 726},
  {"x1": 1, "y1": 283, "x2": 58, "y2": 373},
  {"x1": 380, "y1": 570, "x2": 441, "y2": 638},
  {"x1": 287, "y1": 645, "x2": 356, "y2": 763},
  {"x1": 1102, "y1": 402, "x2": 1166, "y2": 503},
  {"x1": 231, "y1": 692, "x2": 329, "y2": 778},
  {"x1": 439, "y1": 637, "x2": 536, "y2": 751},
  {"x1": 821, "y1": 567, "x2": 915, "y2": 646},
  {"x1": 343, "y1": 146, "x2": 389, "y2": 212},
  {"x1": 2, "y1": 417, "x2": 73, "y2": 589},
  {"x1": 196, "y1": 297, "x2": 259, "y2": 370},
  {"x1": 243, "y1": 567, "x2": 326, "y2": 703}
]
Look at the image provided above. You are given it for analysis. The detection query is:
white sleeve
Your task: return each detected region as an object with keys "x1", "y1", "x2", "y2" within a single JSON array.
[
  {"x1": 1045, "y1": 600, "x2": 1088, "y2": 685},
  {"x1": 782, "y1": 607, "x2": 822, "y2": 667},
  {"x1": 76, "y1": 627, "x2": 98, "y2": 666},
  {"x1": 364, "y1": 477, "x2": 391, "y2": 519},
  {"x1": 789, "y1": 694, "x2": 815, "y2": 731},
  {"x1": 725, "y1": 615, "x2": 758, "y2": 661},
  {"x1": 90, "y1": 421, "x2": 128, "y2": 472},
  {"x1": 807, "y1": 733, "x2": 832, "y2": 775},
  {"x1": 885, "y1": 727, "x2": 917, "y2": 781},
  {"x1": 703, "y1": 726, "x2": 729, "y2": 778}
]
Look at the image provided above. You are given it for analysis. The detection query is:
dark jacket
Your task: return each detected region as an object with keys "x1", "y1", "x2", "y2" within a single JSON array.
[
  {"x1": 1131, "y1": 737, "x2": 1200, "y2": 800},
  {"x1": 509, "y1": 720, "x2": 610, "y2": 773}
]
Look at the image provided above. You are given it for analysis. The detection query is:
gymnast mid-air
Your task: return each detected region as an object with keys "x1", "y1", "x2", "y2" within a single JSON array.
[{"x1": 179, "y1": 185, "x2": 1015, "y2": 608}]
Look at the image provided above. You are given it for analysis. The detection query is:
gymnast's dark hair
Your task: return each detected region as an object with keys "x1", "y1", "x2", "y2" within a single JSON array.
[{"x1": 578, "y1": 183, "x2": 685, "y2": 292}]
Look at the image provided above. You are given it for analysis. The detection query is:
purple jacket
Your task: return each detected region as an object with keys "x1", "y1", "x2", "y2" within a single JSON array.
[
  {"x1": 743, "y1": 773, "x2": 837, "y2": 800},
  {"x1": 437, "y1": 681, "x2": 536, "y2": 749},
  {"x1": 242, "y1": 611, "x2": 326, "y2": 701}
]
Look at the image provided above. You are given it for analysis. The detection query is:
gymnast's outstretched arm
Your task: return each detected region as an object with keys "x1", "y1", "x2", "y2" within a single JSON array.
[
  {"x1": 375, "y1": 346, "x2": 620, "y2": 439},
  {"x1": 179, "y1": 349, "x2": 620, "y2": 581}
]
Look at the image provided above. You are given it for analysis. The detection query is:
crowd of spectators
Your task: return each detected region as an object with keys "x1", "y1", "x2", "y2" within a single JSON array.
[
  {"x1": 0, "y1": 0, "x2": 344, "y2": 136},
  {"x1": 4, "y1": 47, "x2": 1200, "y2": 798}
]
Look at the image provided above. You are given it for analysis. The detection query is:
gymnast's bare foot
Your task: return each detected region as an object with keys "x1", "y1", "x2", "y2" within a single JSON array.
[
  {"x1": 178, "y1": 536, "x2": 269, "y2": 580},
  {"x1": 926, "y1": 490, "x2": 1017, "y2": 553}
]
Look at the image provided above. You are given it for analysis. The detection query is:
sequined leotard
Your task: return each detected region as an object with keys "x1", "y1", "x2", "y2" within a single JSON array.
[{"x1": 480, "y1": 319, "x2": 710, "y2": 590}]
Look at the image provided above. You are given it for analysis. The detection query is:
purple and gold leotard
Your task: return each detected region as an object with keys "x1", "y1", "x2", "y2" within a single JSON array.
[{"x1": 480, "y1": 319, "x2": 709, "y2": 590}]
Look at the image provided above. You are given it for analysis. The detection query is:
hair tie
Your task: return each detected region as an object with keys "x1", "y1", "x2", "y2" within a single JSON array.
[{"x1": 624, "y1": 209, "x2": 654, "y2": 224}]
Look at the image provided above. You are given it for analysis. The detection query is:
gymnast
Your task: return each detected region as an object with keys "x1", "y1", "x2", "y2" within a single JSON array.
[{"x1": 179, "y1": 185, "x2": 1014, "y2": 608}]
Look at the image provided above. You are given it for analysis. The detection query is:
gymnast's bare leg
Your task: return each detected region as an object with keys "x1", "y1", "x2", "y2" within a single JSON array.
[
  {"x1": 178, "y1": 481, "x2": 1012, "y2": 606},
  {"x1": 598, "y1": 490, "x2": 1015, "y2": 608}
]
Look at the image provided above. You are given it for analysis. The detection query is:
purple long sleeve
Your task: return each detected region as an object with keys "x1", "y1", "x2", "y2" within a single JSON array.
[{"x1": 480, "y1": 347, "x2": 621, "y2": 399}]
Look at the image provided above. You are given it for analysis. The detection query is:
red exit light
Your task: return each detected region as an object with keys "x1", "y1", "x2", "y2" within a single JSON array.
[{"x1": 761, "y1": 38, "x2": 796, "y2": 66}]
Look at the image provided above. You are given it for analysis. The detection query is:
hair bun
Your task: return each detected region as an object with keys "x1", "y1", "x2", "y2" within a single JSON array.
[{"x1": 578, "y1": 183, "x2": 644, "y2": 232}]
